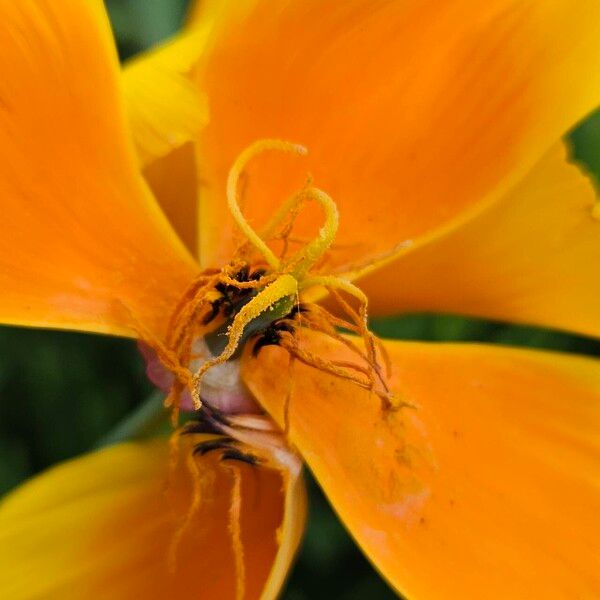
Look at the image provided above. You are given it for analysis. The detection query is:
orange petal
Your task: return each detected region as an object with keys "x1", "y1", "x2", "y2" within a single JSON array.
[
  {"x1": 243, "y1": 332, "x2": 600, "y2": 598},
  {"x1": 0, "y1": 0, "x2": 197, "y2": 338},
  {"x1": 195, "y1": 0, "x2": 600, "y2": 272},
  {"x1": 354, "y1": 141, "x2": 600, "y2": 337},
  {"x1": 144, "y1": 143, "x2": 199, "y2": 255},
  {"x1": 0, "y1": 436, "x2": 306, "y2": 599}
]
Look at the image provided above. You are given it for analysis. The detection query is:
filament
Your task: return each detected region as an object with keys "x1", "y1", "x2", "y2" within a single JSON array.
[{"x1": 228, "y1": 466, "x2": 246, "y2": 600}]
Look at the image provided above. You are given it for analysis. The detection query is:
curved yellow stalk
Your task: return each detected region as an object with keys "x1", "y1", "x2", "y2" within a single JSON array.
[{"x1": 226, "y1": 139, "x2": 307, "y2": 269}]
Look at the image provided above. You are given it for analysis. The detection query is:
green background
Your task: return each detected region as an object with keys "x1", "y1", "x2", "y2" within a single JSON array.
[{"x1": 1, "y1": 1, "x2": 599, "y2": 598}]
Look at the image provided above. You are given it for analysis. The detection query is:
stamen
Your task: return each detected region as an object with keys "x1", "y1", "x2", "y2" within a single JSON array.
[
  {"x1": 299, "y1": 275, "x2": 367, "y2": 306},
  {"x1": 191, "y1": 274, "x2": 299, "y2": 408},
  {"x1": 299, "y1": 276, "x2": 393, "y2": 392},
  {"x1": 166, "y1": 273, "x2": 218, "y2": 346},
  {"x1": 283, "y1": 356, "x2": 296, "y2": 435},
  {"x1": 331, "y1": 288, "x2": 397, "y2": 407},
  {"x1": 227, "y1": 139, "x2": 307, "y2": 269},
  {"x1": 258, "y1": 177, "x2": 311, "y2": 243},
  {"x1": 295, "y1": 308, "x2": 373, "y2": 368},
  {"x1": 252, "y1": 180, "x2": 309, "y2": 262},
  {"x1": 217, "y1": 272, "x2": 276, "y2": 290},
  {"x1": 279, "y1": 335, "x2": 378, "y2": 395},
  {"x1": 136, "y1": 137, "x2": 399, "y2": 424},
  {"x1": 168, "y1": 439, "x2": 205, "y2": 573},
  {"x1": 166, "y1": 272, "x2": 221, "y2": 363},
  {"x1": 227, "y1": 465, "x2": 246, "y2": 600},
  {"x1": 330, "y1": 239, "x2": 415, "y2": 281}
]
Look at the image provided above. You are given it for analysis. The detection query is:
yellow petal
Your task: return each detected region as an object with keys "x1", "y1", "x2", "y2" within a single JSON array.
[
  {"x1": 0, "y1": 0, "x2": 197, "y2": 338},
  {"x1": 124, "y1": 8, "x2": 214, "y2": 256},
  {"x1": 354, "y1": 141, "x2": 600, "y2": 338},
  {"x1": 194, "y1": 0, "x2": 600, "y2": 273},
  {"x1": 243, "y1": 331, "x2": 600, "y2": 598},
  {"x1": 0, "y1": 436, "x2": 306, "y2": 599},
  {"x1": 122, "y1": 27, "x2": 210, "y2": 169}
]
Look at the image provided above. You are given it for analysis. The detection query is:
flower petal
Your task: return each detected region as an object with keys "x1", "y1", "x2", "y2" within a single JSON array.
[
  {"x1": 195, "y1": 0, "x2": 600, "y2": 271},
  {"x1": 0, "y1": 436, "x2": 306, "y2": 599},
  {"x1": 122, "y1": 27, "x2": 209, "y2": 169},
  {"x1": 144, "y1": 143, "x2": 199, "y2": 255},
  {"x1": 0, "y1": 0, "x2": 197, "y2": 338},
  {"x1": 126, "y1": 10, "x2": 215, "y2": 255},
  {"x1": 354, "y1": 142, "x2": 600, "y2": 337},
  {"x1": 243, "y1": 332, "x2": 600, "y2": 598}
]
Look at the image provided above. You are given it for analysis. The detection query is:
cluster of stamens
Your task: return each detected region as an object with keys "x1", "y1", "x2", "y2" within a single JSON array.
[
  {"x1": 148, "y1": 140, "x2": 406, "y2": 600},
  {"x1": 141, "y1": 139, "x2": 399, "y2": 427}
]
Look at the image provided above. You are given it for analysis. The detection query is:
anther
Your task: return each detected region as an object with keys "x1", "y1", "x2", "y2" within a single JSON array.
[
  {"x1": 221, "y1": 448, "x2": 260, "y2": 466},
  {"x1": 191, "y1": 274, "x2": 299, "y2": 409},
  {"x1": 193, "y1": 438, "x2": 235, "y2": 456},
  {"x1": 181, "y1": 419, "x2": 222, "y2": 436}
]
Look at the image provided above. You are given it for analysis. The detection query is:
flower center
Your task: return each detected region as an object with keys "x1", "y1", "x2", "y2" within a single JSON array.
[
  {"x1": 142, "y1": 141, "x2": 403, "y2": 595},
  {"x1": 141, "y1": 139, "x2": 398, "y2": 426}
]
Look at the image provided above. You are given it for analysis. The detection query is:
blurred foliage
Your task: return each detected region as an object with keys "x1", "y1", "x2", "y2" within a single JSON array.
[
  {"x1": 107, "y1": 0, "x2": 190, "y2": 59},
  {"x1": 1, "y1": 1, "x2": 599, "y2": 598}
]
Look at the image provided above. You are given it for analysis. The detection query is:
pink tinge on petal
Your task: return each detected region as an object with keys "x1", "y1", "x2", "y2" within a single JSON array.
[
  {"x1": 137, "y1": 340, "x2": 262, "y2": 415},
  {"x1": 137, "y1": 341, "x2": 173, "y2": 393},
  {"x1": 178, "y1": 389, "x2": 196, "y2": 412},
  {"x1": 201, "y1": 385, "x2": 262, "y2": 414}
]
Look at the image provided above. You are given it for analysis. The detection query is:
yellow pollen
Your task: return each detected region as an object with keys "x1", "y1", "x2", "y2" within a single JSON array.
[{"x1": 190, "y1": 273, "x2": 298, "y2": 409}]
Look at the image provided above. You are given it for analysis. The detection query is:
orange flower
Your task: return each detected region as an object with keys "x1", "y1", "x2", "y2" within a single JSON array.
[{"x1": 1, "y1": 1, "x2": 600, "y2": 599}]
